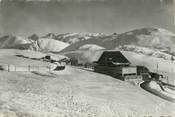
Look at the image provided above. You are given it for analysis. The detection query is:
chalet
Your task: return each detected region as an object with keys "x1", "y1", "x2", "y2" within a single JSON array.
[{"x1": 94, "y1": 51, "x2": 149, "y2": 81}]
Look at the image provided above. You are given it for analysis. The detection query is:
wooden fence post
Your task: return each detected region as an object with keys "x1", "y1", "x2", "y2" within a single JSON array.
[
  {"x1": 28, "y1": 65, "x2": 30, "y2": 72},
  {"x1": 8, "y1": 64, "x2": 10, "y2": 72}
]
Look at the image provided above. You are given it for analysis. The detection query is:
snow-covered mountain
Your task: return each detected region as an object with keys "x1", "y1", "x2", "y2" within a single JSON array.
[
  {"x1": 61, "y1": 27, "x2": 175, "y2": 55},
  {"x1": 0, "y1": 35, "x2": 69, "y2": 52},
  {"x1": 1, "y1": 27, "x2": 175, "y2": 54},
  {"x1": 42, "y1": 33, "x2": 105, "y2": 44},
  {"x1": 34, "y1": 38, "x2": 70, "y2": 52},
  {"x1": 121, "y1": 28, "x2": 175, "y2": 54}
]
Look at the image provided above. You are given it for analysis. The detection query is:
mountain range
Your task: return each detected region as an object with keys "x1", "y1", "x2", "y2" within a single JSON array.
[
  {"x1": 61, "y1": 27, "x2": 175, "y2": 55},
  {"x1": 0, "y1": 27, "x2": 175, "y2": 57}
]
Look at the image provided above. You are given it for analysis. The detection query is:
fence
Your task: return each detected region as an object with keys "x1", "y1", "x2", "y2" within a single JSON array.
[{"x1": 0, "y1": 64, "x2": 54, "y2": 72}]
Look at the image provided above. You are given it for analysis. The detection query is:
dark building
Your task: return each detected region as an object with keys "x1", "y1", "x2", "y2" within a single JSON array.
[{"x1": 94, "y1": 51, "x2": 148, "y2": 81}]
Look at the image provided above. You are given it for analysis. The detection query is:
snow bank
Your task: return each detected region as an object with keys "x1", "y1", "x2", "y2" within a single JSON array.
[{"x1": 148, "y1": 81, "x2": 162, "y2": 91}]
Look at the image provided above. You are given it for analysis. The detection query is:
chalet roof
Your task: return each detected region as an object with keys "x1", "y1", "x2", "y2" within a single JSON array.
[{"x1": 97, "y1": 51, "x2": 130, "y2": 65}]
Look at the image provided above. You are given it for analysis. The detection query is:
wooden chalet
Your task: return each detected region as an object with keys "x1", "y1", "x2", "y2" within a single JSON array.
[{"x1": 94, "y1": 51, "x2": 148, "y2": 81}]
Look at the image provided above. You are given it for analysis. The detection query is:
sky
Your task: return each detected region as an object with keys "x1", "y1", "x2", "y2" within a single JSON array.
[{"x1": 0, "y1": 0, "x2": 175, "y2": 36}]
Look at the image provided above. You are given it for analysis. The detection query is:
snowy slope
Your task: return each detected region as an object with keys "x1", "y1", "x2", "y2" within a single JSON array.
[
  {"x1": 36, "y1": 38, "x2": 69, "y2": 52},
  {"x1": 0, "y1": 49, "x2": 175, "y2": 116},
  {"x1": 0, "y1": 49, "x2": 68, "y2": 66},
  {"x1": 0, "y1": 49, "x2": 69, "y2": 72},
  {"x1": 0, "y1": 49, "x2": 53, "y2": 71},
  {"x1": 118, "y1": 45, "x2": 174, "y2": 60}
]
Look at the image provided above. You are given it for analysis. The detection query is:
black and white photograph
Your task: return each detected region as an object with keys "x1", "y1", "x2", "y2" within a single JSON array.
[{"x1": 0, "y1": 0, "x2": 175, "y2": 116}]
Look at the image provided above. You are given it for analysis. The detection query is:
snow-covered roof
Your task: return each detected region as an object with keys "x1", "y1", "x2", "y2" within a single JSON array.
[{"x1": 97, "y1": 51, "x2": 130, "y2": 65}]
